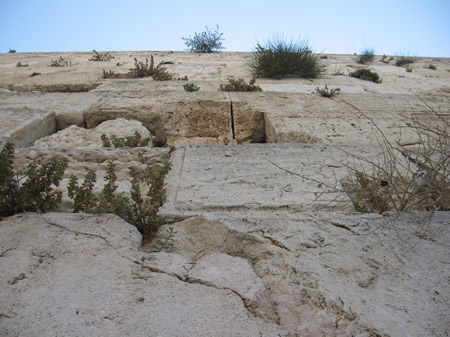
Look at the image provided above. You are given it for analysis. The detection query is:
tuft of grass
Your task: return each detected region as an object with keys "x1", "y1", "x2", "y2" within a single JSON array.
[
  {"x1": 250, "y1": 35, "x2": 325, "y2": 79},
  {"x1": 30, "y1": 72, "x2": 41, "y2": 77},
  {"x1": 315, "y1": 85, "x2": 340, "y2": 98},
  {"x1": 349, "y1": 69, "x2": 382, "y2": 83},
  {"x1": 219, "y1": 78, "x2": 262, "y2": 92},
  {"x1": 8, "y1": 49, "x2": 16, "y2": 53},
  {"x1": 182, "y1": 25, "x2": 225, "y2": 53},
  {"x1": 16, "y1": 62, "x2": 28, "y2": 67},
  {"x1": 357, "y1": 48, "x2": 375, "y2": 64},
  {"x1": 183, "y1": 83, "x2": 200, "y2": 92},
  {"x1": 428, "y1": 64, "x2": 437, "y2": 70},
  {"x1": 395, "y1": 55, "x2": 415, "y2": 67},
  {"x1": 320, "y1": 55, "x2": 328, "y2": 59},
  {"x1": 130, "y1": 56, "x2": 173, "y2": 80}
]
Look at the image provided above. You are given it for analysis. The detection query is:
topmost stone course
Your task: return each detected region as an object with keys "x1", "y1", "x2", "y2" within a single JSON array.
[{"x1": 0, "y1": 50, "x2": 449, "y2": 337}]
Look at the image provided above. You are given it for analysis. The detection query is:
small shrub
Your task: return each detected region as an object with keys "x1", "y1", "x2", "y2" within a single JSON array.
[
  {"x1": 16, "y1": 62, "x2": 28, "y2": 67},
  {"x1": 320, "y1": 55, "x2": 328, "y2": 59},
  {"x1": 381, "y1": 54, "x2": 394, "y2": 64},
  {"x1": 349, "y1": 69, "x2": 382, "y2": 83},
  {"x1": 315, "y1": 85, "x2": 340, "y2": 98},
  {"x1": 406, "y1": 66, "x2": 413, "y2": 73},
  {"x1": 130, "y1": 56, "x2": 173, "y2": 80},
  {"x1": 30, "y1": 72, "x2": 41, "y2": 77},
  {"x1": 182, "y1": 25, "x2": 225, "y2": 53},
  {"x1": 89, "y1": 49, "x2": 114, "y2": 61},
  {"x1": 250, "y1": 36, "x2": 325, "y2": 79},
  {"x1": 102, "y1": 69, "x2": 117, "y2": 79},
  {"x1": 429, "y1": 64, "x2": 437, "y2": 70},
  {"x1": 183, "y1": 83, "x2": 200, "y2": 92},
  {"x1": 1, "y1": 142, "x2": 68, "y2": 217},
  {"x1": 49, "y1": 56, "x2": 71, "y2": 67},
  {"x1": 101, "y1": 132, "x2": 150, "y2": 148},
  {"x1": 8, "y1": 49, "x2": 16, "y2": 53},
  {"x1": 395, "y1": 55, "x2": 415, "y2": 67},
  {"x1": 357, "y1": 48, "x2": 375, "y2": 64},
  {"x1": 219, "y1": 78, "x2": 262, "y2": 92}
]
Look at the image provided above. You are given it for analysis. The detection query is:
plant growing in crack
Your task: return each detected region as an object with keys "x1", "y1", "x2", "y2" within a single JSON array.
[{"x1": 152, "y1": 227, "x2": 177, "y2": 252}]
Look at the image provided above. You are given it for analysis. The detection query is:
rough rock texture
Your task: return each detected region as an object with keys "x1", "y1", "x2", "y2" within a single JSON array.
[
  {"x1": 33, "y1": 118, "x2": 152, "y2": 149},
  {"x1": 1, "y1": 51, "x2": 449, "y2": 337},
  {"x1": 0, "y1": 213, "x2": 287, "y2": 337},
  {"x1": 148, "y1": 213, "x2": 450, "y2": 337}
]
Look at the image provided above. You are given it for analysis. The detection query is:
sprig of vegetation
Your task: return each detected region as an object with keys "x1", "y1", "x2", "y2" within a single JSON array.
[
  {"x1": 428, "y1": 64, "x2": 437, "y2": 70},
  {"x1": 89, "y1": 49, "x2": 115, "y2": 61},
  {"x1": 49, "y1": 57, "x2": 71, "y2": 67},
  {"x1": 130, "y1": 56, "x2": 173, "y2": 80},
  {"x1": 30, "y1": 72, "x2": 41, "y2": 77},
  {"x1": 315, "y1": 85, "x2": 340, "y2": 98},
  {"x1": 8, "y1": 49, "x2": 16, "y2": 53},
  {"x1": 219, "y1": 78, "x2": 262, "y2": 92},
  {"x1": 250, "y1": 36, "x2": 325, "y2": 79},
  {"x1": 182, "y1": 25, "x2": 225, "y2": 53},
  {"x1": 16, "y1": 62, "x2": 28, "y2": 67},
  {"x1": 152, "y1": 227, "x2": 177, "y2": 252},
  {"x1": 100, "y1": 132, "x2": 150, "y2": 148},
  {"x1": 395, "y1": 55, "x2": 415, "y2": 67}
]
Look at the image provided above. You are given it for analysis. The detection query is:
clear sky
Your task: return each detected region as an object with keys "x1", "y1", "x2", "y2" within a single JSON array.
[{"x1": 1, "y1": 0, "x2": 449, "y2": 57}]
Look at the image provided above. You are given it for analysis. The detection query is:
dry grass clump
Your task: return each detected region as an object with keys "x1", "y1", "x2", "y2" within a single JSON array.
[
  {"x1": 342, "y1": 112, "x2": 449, "y2": 213},
  {"x1": 49, "y1": 56, "x2": 71, "y2": 67},
  {"x1": 357, "y1": 48, "x2": 375, "y2": 64},
  {"x1": 315, "y1": 85, "x2": 340, "y2": 98},
  {"x1": 102, "y1": 55, "x2": 173, "y2": 80},
  {"x1": 89, "y1": 49, "x2": 114, "y2": 61}
]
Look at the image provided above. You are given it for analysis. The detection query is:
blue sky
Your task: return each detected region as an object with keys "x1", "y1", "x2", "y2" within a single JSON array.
[{"x1": 1, "y1": 0, "x2": 449, "y2": 57}]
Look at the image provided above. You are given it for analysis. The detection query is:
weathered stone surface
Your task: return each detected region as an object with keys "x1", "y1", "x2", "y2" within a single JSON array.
[
  {"x1": 160, "y1": 143, "x2": 389, "y2": 218},
  {"x1": 0, "y1": 107, "x2": 55, "y2": 148},
  {"x1": 151, "y1": 212, "x2": 450, "y2": 337},
  {"x1": 33, "y1": 118, "x2": 152, "y2": 149},
  {"x1": 0, "y1": 213, "x2": 286, "y2": 337}
]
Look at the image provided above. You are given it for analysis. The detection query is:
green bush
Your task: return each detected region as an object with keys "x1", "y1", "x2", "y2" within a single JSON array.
[
  {"x1": 357, "y1": 48, "x2": 375, "y2": 64},
  {"x1": 219, "y1": 78, "x2": 262, "y2": 92},
  {"x1": 1, "y1": 142, "x2": 68, "y2": 217},
  {"x1": 349, "y1": 69, "x2": 382, "y2": 83},
  {"x1": 130, "y1": 56, "x2": 173, "y2": 80},
  {"x1": 250, "y1": 36, "x2": 325, "y2": 79},
  {"x1": 429, "y1": 64, "x2": 437, "y2": 70},
  {"x1": 182, "y1": 25, "x2": 225, "y2": 53},
  {"x1": 183, "y1": 83, "x2": 200, "y2": 92},
  {"x1": 68, "y1": 153, "x2": 172, "y2": 239}
]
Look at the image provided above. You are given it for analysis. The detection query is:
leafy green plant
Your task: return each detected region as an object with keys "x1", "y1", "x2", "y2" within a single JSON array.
[
  {"x1": 100, "y1": 132, "x2": 150, "y2": 148},
  {"x1": 250, "y1": 35, "x2": 325, "y2": 79},
  {"x1": 182, "y1": 25, "x2": 225, "y2": 53},
  {"x1": 429, "y1": 64, "x2": 437, "y2": 70},
  {"x1": 1, "y1": 142, "x2": 68, "y2": 217},
  {"x1": 30, "y1": 72, "x2": 41, "y2": 77},
  {"x1": 152, "y1": 227, "x2": 177, "y2": 252},
  {"x1": 349, "y1": 69, "x2": 382, "y2": 83},
  {"x1": 68, "y1": 153, "x2": 172, "y2": 239},
  {"x1": 89, "y1": 49, "x2": 115, "y2": 61},
  {"x1": 315, "y1": 85, "x2": 340, "y2": 98},
  {"x1": 16, "y1": 62, "x2": 28, "y2": 67},
  {"x1": 49, "y1": 56, "x2": 71, "y2": 67},
  {"x1": 219, "y1": 78, "x2": 262, "y2": 92},
  {"x1": 357, "y1": 48, "x2": 375, "y2": 64},
  {"x1": 183, "y1": 83, "x2": 200, "y2": 92}
]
